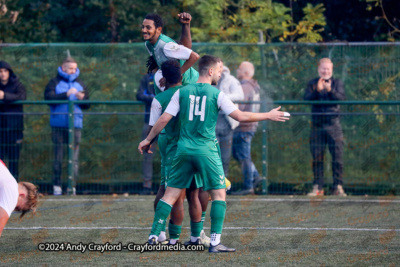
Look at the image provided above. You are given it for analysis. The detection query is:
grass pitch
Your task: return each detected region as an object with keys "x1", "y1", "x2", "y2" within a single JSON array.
[{"x1": 1, "y1": 195, "x2": 400, "y2": 266}]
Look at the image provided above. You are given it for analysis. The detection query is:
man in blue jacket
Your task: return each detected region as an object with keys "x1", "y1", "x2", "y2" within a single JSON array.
[{"x1": 44, "y1": 57, "x2": 90, "y2": 195}]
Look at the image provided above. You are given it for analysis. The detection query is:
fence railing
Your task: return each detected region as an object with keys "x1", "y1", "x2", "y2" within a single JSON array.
[{"x1": 1, "y1": 100, "x2": 399, "y2": 195}]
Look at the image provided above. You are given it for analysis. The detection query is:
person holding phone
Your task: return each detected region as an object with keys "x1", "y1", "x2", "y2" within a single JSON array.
[
  {"x1": 304, "y1": 58, "x2": 346, "y2": 197},
  {"x1": 44, "y1": 57, "x2": 90, "y2": 195}
]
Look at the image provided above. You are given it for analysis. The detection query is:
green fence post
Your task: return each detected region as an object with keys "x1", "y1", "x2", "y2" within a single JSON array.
[
  {"x1": 67, "y1": 100, "x2": 75, "y2": 195},
  {"x1": 260, "y1": 101, "x2": 268, "y2": 195}
]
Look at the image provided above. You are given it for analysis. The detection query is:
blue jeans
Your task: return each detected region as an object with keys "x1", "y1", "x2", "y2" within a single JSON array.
[{"x1": 232, "y1": 132, "x2": 260, "y2": 190}]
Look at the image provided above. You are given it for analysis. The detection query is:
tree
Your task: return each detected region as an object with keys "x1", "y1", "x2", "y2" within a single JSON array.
[
  {"x1": 180, "y1": 0, "x2": 326, "y2": 43},
  {"x1": 363, "y1": 0, "x2": 400, "y2": 41}
]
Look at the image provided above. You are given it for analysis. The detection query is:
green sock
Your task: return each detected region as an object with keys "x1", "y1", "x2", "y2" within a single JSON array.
[
  {"x1": 161, "y1": 220, "x2": 166, "y2": 233},
  {"x1": 210, "y1": 200, "x2": 226, "y2": 234},
  {"x1": 200, "y1": 211, "x2": 206, "y2": 231},
  {"x1": 150, "y1": 200, "x2": 172, "y2": 236},
  {"x1": 190, "y1": 221, "x2": 202, "y2": 238},
  {"x1": 168, "y1": 220, "x2": 182, "y2": 240}
]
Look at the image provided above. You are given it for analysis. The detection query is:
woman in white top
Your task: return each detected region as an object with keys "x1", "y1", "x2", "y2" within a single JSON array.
[{"x1": 0, "y1": 160, "x2": 38, "y2": 238}]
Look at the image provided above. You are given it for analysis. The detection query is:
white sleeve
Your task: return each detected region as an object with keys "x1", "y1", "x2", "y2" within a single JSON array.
[
  {"x1": 0, "y1": 164, "x2": 19, "y2": 217},
  {"x1": 163, "y1": 43, "x2": 192, "y2": 60},
  {"x1": 218, "y1": 92, "x2": 238, "y2": 115},
  {"x1": 165, "y1": 90, "x2": 180, "y2": 116},
  {"x1": 149, "y1": 99, "x2": 162, "y2": 126}
]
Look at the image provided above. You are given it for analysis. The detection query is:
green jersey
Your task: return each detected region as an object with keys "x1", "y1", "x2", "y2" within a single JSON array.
[
  {"x1": 145, "y1": 34, "x2": 199, "y2": 94},
  {"x1": 165, "y1": 83, "x2": 238, "y2": 156},
  {"x1": 153, "y1": 85, "x2": 181, "y2": 144}
]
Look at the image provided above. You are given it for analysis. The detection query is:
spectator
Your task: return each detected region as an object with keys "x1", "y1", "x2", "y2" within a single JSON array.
[
  {"x1": 44, "y1": 57, "x2": 90, "y2": 196},
  {"x1": 215, "y1": 60, "x2": 244, "y2": 177},
  {"x1": 136, "y1": 73, "x2": 157, "y2": 195},
  {"x1": 304, "y1": 58, "x2": 346, "y2": 197},
  {"x1": 232, "y1": 61, "x2": 261, "y2": 195},
  {"x1": 0, "y1": 61, "x2": 26, "y2": 180}
]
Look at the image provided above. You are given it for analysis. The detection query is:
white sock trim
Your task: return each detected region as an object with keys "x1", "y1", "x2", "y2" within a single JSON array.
[
  {"x1": 210, "y1": 233, "x2": 221, "y2": 246},
  {"x1": 158, "y1": 231, "x2": 167, "y2": 241},
  {"x1": 160, "y1": 199, "x2": 173, "y2": 207}
]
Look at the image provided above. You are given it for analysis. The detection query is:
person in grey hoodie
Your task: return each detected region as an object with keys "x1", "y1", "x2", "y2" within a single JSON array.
[
  {"x1": 215, "y1": 60, "x2": 244, "y2": 178},
  {"x1": 232, "y1": 61, "x2": 261, "y2": 195}
]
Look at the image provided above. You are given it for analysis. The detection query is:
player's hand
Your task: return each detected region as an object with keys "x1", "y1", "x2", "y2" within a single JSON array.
[
  {"x1": 67, "y1": 88, "x2": 78, "y2": 96},
  {"x1": 159, "y1": 77, "x2": 166, "y2": 88},
  {"x1": 317, "y1": 78, "x2": 324, "y2": 92},
  {"x1": 138, "y1": 139, "x2": 151, "y2": 155},
  {"x1": 75, "y1": 91, "x2": 85, "y2": 100},
  {"x1": 178, "y1": 12, "x2": 191, "y2": 24},
  {"x1": 268, "y1": 106, "x2": 290, "y2": 122},
  {"x1": 142, "y1": 144, "x2": 153, "y2": 154},
  {"x1": 323, "y1": 79, "x2": 332, "y2": 92},
  {"x1": 0, "y1": 90, "x2": 4, "y2": 100}
]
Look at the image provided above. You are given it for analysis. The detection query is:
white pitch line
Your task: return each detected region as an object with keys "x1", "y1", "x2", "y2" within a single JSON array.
[
  {"x1": 40, "y1": 198, "x2": 400, "y2": 203},
  {"x1": 4, "y1": 226, "x2": 400, "y2": 232}
]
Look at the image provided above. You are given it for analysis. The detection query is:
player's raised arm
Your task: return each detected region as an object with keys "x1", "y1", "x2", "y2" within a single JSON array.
[
  {"x1": 178, "y1": 12, "x2": 192, "y2": 49},
  {"x1": 181, "y1": 51, "x2": 200, "y2": 75},
  {"x1": 163, "y1": 43, "x2": 200, "y2": 76}
]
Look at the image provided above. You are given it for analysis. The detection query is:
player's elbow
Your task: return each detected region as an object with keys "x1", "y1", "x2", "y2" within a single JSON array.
[{"x1": 191, "y1": 51, "x2": 200, "y2": 62}]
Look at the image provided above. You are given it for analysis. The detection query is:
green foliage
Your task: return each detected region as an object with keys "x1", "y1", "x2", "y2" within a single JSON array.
[
  {"x1": 283, "y1": 3, "x2": 326, "y2": 43},
  {"x1": 181, "y1": 0, "x2": 325, "y2": 43}
]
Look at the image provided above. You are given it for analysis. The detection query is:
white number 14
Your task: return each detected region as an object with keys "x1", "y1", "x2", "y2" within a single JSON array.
[{"x1": 189, "y1": 95, "x2": 207, "y2": 121}]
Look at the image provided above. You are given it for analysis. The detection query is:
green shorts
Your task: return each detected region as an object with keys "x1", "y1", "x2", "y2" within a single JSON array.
[
  {"x1": 168, "y1": 153, "x2": 225, "y2": 191},
  {"x1": 158, "y1": 133, "x2": 168, "y2": 186}
]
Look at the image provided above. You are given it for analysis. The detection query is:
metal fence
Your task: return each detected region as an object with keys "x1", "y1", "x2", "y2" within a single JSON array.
[
  {"x1": 1, "y1": 100, "x2": 399, "y2": 196},
  {"x1": 0, "y1": 42, "x2": 399, "y2": 195}
]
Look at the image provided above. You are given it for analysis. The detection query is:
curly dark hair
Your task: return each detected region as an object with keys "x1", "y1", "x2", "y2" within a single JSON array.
[
  {"x1": 161, "y1": 60, "x2": 181, "y2": 85},
  {"x1": 144, "y1": 13, "x2": 164, "y2": 29},
  {"x1": 146, "y1": 56, "x2": 158, "y2": 74}
]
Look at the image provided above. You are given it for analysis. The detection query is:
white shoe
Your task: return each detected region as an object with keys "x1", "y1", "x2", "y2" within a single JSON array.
[
  {"x1": 53, "y1": 186, "x2": 62, "y2": 196},
  {"x1": 307, "y1": 184, "x2": 324, "y2": 197},
  {"x1": 333, "y1": 185, "x2": 347, "y2": 197},
  {"x1": 67, "y1": 187, "x2": 77, "y2": 195},
  {"x1": 200, "y1": 230, "x2": 210, "y2": 247}
]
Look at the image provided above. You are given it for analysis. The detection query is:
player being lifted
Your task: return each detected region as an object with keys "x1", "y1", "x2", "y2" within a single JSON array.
[
  {"x1": 142, "y1": 12, "x2": 212, "y2": 245},
  {"x1": 139, "y1": 55, "x2": 290, "y2": 252},
  {"x1": 142, "y1": 13, "x2": 199, "y2": 94}
]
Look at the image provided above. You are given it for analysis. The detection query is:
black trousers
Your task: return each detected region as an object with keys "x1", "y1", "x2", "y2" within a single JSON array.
[
  {"x1": 310, "y1": 119, "x2": 344, "y2": 190},
  {"x1": 51, "y1": 127, "x2": 81, "y2": 187},
  {"x1": 0, "y1": 130, "x2": 21, "y2": 180}
]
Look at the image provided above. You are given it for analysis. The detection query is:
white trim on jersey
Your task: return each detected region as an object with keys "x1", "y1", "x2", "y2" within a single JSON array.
[
  {"x1": 163, "y1": 43, "x2": 192, "y2": 60},
  {"x1": 144, "y1": 42, "x2": 152, "y2": 56},
  {"x1": 217, "y1": 91, "x2": 238, "y2": 115},
  {"x1": 165, "y1": 90, "x2": 180, "y2": 116},
  {"x1": 149, "y1": 98, "x2": 162, "y2": 126},
  {"x1": 154, "y1": 69, "x2": 165, "y2": 92}
]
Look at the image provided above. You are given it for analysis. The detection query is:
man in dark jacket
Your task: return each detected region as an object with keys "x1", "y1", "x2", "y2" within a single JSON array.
[
  {"x1": 136, "y1": 73, "x2": 156, "y2": 195},
  {"x1": 0, "y1": 61, "x2": 26, "y2": 180},
  {"x1": 44, "y1": 57, "x2": 90, "y2": 195},
  {"x1": 304, "y1": 58, "x2": 346, "y2": 197}
]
